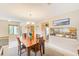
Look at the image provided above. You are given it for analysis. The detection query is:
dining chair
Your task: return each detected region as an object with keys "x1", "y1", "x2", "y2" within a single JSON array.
[
  {"x1": 16, "y1": 36, "x2": 26, "y2": 56},
  {"x1": 39, "y1": 37, "x2": 45, "y2": 54},
  {"x1": 30, "y1": 42, "x2": 42, "y2": 56},
  {"x1": 30, "y1": 37, "x2": 45, "y2": 56}
]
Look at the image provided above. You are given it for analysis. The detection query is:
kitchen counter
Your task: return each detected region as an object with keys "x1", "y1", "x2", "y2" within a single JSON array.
[{"x1": 47, "y1": 36, "x2": 79, "y2": 56}]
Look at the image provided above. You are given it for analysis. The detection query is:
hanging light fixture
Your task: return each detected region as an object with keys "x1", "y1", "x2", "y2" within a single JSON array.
[{"x1": 26, "y1": 7, "x2": 35, "y2": 25}]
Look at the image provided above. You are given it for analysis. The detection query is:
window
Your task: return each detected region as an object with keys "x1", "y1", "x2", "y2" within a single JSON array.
[
  {"x1": 9, "y1": 25, "x2": 18, "y2": 35},
  {"x1": 53, "y1": 18, "x2": 70, "y2": 26}
]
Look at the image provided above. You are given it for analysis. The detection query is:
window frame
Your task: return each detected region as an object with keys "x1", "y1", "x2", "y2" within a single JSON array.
[{"x1": 8, "y1": 25, "x2": 19, "y2": 35}]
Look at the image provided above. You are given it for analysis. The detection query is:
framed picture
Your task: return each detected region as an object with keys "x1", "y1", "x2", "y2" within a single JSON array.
[{"x1": 53, "y1": 18, "x2": 70, "y2": 26}]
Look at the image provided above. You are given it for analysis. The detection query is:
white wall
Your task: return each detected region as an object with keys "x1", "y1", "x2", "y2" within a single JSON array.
[{"x1": 0, "y1": 20, "x2": 8, "y2": 36}]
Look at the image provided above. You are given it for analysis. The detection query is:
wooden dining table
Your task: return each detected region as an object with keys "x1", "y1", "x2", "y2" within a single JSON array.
[{"x1": 20, "y1": 36, "x2": 39, "y2": 56}]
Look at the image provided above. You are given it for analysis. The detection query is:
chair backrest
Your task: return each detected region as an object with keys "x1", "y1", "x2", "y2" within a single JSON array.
[
  {"x1": 39, "y1": 37, "x2": 44, "y2": 45},
  {"x1": 16, "y1": 36, "x2": 21, "y2": 46},
  {"x1": 23, "y1": 33, "x2": 26, "y2": 39},
  {"x1": 34, "y1": 37, "x2": 44, "y2": 52}
]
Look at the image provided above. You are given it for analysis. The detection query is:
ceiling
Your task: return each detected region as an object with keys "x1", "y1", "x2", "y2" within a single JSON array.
[{"x1": 0, "y1": 3, "x2": 79, "y2": 23}]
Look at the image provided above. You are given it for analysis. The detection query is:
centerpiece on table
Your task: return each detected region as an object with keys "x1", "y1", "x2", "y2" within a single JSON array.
[{"x1": 29, "y1": 32, "x2": 32, "y2": 40}]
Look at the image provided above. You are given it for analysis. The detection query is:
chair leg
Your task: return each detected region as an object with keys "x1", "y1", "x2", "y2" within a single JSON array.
[
  {"x1": 40, "y1": 49, "x2": 42, "y2": 56},
  {"x1": 1, "y1": 48, "x2": 3, "y2": 55},
  {"x1": 18, "y1": 49, "x2": 19, "y2": 55},
  {"x1": 34, "y1": 45, "x2": 37, "y2": 56},
  {"x1": 40, "y1": 46, "x2": 42, "y2": 56},
  {"x1": 19, "y1": 48, "x2": 21, "y2": 56},
  {"x1": 25, "y1": 48, "x2": 27, "y2": 55},
  {"x1": 18, "y1": 47, "x2": 19, "y2": 54},
  {"x1": 27, "y1": 47, "x2": 30, "y2": 56},
  {"x1": 18, "y1": 47, "x2": 21, "y2": 56},
  {"x1": 43, "y1": 44, "x2": 45, "y2": 54}
]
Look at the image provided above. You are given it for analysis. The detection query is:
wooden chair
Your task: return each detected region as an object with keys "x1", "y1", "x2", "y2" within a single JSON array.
[
  {"x1": 30, "y1": 37, "x2": 45, "y2": 56},
  {"x1": 39, "y1": 37, "x2": 45, "y2": 54},
  {"x1": 16, "y1": 37, "x2": 26, "y2": 56},
  {"x1": 30, "y1": 42, "x2": 42, "y2": 56}
]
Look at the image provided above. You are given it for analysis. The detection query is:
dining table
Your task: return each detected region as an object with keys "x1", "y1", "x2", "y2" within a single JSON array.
[{"x1": 20, "y1": 36, "x2": 40, "y2": 56}]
